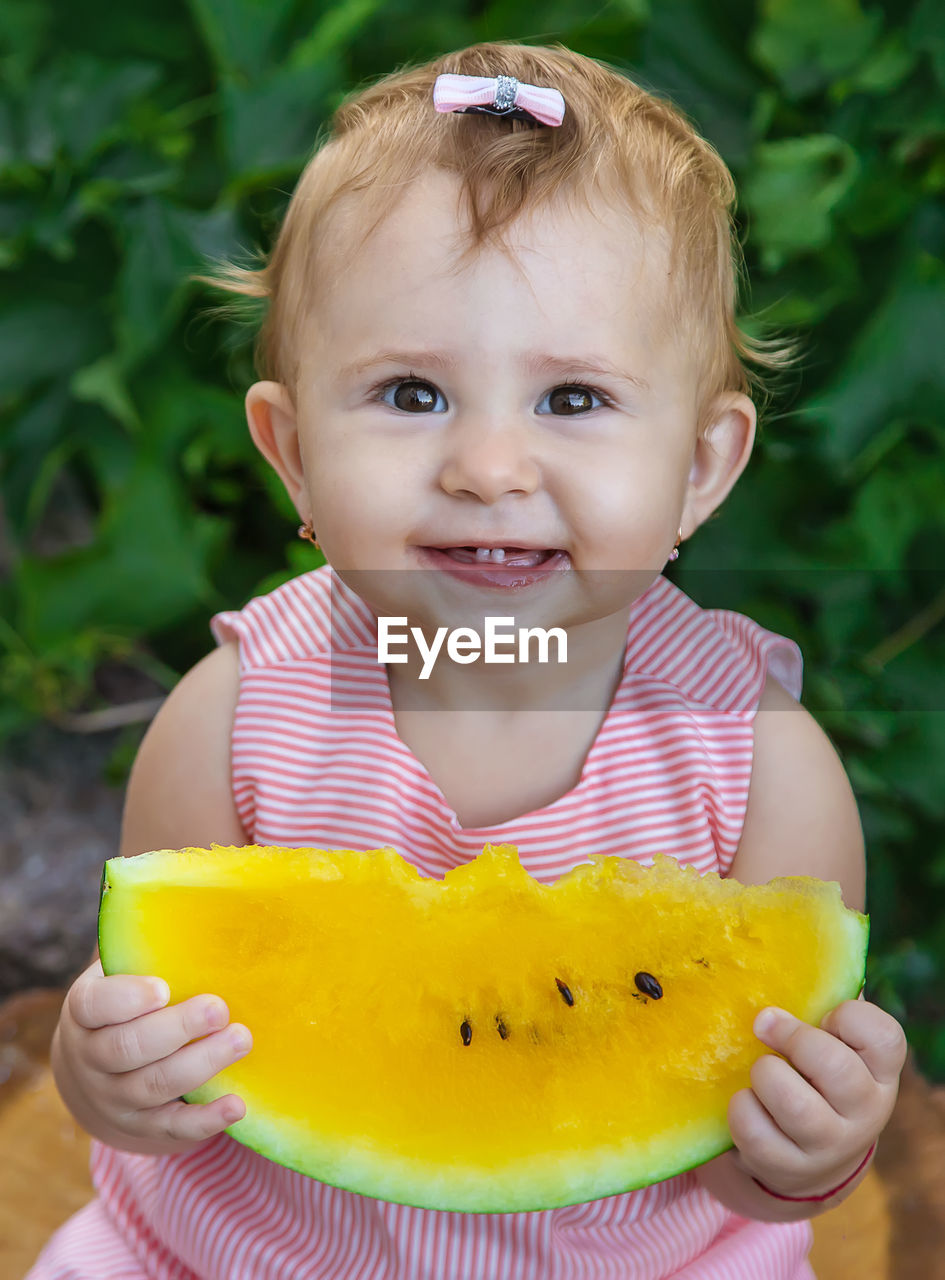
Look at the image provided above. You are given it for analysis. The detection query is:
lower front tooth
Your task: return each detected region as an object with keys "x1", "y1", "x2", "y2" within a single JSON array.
[
  {"x1": 475, "y1": 547, "x2": 490, "y2": 562},
  {"x1": 490, "y1": 548, "x2": 506, "y2": 563}
]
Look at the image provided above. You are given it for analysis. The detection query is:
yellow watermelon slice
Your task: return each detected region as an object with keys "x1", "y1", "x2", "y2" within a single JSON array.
[{"x1": 98, "y1": 844, "x2": 868, "y2": 1212}]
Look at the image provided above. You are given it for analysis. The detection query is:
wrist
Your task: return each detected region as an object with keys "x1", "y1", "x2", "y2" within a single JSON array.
[{"x1": 751, "y1": 1142, "x2": 876, "y2": 1203}]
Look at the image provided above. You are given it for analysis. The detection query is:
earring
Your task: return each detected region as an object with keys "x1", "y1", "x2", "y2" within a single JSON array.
[
  {"x1": 668, "y1": 528, "x2": 682, "y2": 562},
  {"x1": 298, "y1": 520, "x2": 321, "y2": 551}
]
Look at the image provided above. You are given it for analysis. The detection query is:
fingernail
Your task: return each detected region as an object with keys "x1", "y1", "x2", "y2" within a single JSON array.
[
  {"x1": 150, "y1": 980, "x2": 170, "y2": 1005},
  {"x1": 230, "y1": 1028, "x2": 252, "y2": 1055},
  {"x1": 205, "y1": 1000, "x2": 227, "y2": 1031},
  {"x1": 754, "y1": 1008, "x2": 780, "y2": 1038}
]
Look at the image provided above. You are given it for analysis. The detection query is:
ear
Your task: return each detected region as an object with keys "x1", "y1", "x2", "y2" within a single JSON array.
[
  {"x1": 680, "y1": 392, "x2": 756, "y2": 539},
  {"x1": 245, "y1": 381, "x2": 309, "y2": 517}
]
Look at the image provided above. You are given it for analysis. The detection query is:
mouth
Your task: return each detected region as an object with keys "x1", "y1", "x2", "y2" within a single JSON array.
[
  {"x1": 417, "y1": 544, "x2": 572, "y2": 590},
  {"x1": 426, "y1": 545, "x2": 563, "y2": 568}
]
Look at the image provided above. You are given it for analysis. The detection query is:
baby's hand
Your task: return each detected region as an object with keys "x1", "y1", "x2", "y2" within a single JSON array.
[
  {"x1": 53, "y1": 959, "x2": 252, "y2": 1153},
  {"x1": 728, "y1": 999, "x2": 907, "y2": 1199}
]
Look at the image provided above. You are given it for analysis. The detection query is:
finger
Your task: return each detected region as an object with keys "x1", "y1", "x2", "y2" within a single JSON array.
[
  {"x1": 753, "y1": 1008, "x2": 877, "y2": 1118},
  {"x1": 728, "y1": 1086, "x2": 807, "y2": 1181},
  {"x1": 819, "y1": 1000, "x2": 908, "y2": 1087},
  {"x1": 749, "y1": 1052, "x2": 842, "y2": 1153},
  {"x1": 86, "y1": 996, "x2": 231, "y2": 1074},
  {"x1": 121, "y1": 1023, "x2": 253, "y2": 1110},
  {"x1": 69, "y1": 965, "x2": 170, "y2": 1030},
  {"x1": 141, "y1": 1093, "x2": 246, "y2": 1145}
]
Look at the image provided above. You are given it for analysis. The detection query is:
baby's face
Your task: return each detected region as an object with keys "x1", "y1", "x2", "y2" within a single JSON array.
[{"x1": 273, "y1": 171, "x2": 749, "y2": 628}]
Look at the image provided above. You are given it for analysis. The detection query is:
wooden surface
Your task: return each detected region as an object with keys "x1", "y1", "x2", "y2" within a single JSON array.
[
  {"x1": 0, "y1": 991, "x2": 93, "y2": 1279},
  {"x1": 2, "y1": 988, "x2": 942, "y2": 1279}
]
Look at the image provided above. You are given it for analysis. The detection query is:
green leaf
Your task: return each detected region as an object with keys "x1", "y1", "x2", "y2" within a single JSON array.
[
  {"x1": 71, "y1": 356, "x2": 141, "y2": 433},
  {"x1": 290, "y1": 0, "x2": 387, "y2": 67},
  {"x1": 0, "y1": 614, "x2": 135, "y2": 721},
  {"x1": 0, "y1": 190, "x2": 42, "y2": 266},
  {"x1": 639, "y1": 0, "x2": 761, "y2": 166},
  {"x1": 829, "y1": 462, "x2": 945, "y2": 570},
  {"x1": 137, "y1": 362, "x2": 250, "y2": 465},
  {"x1": 84, "y1": 143, "x2": 183, "y2": 201},
  {"x1": 839, "y1": 32, "x2": 916, "y2": 97},
  {"x1": 748, "y1": 238, "x2": 861, "y2": 326},
  {"x1": 0, "y1": 96, "x2": 16, "y2": 175},
  {"x1": 909, "y1": 0, "x2": 945, "y2": 89},
  {"x1": 876, "y1": 637, "x2": 945, "y2": 718},
  {"x1": 218, "y1": 62, "x2": 338, "y2": 182},
  {"x1": 0, "y1": 0, "x2": 52, "y2": 91},
  {"x1": 17, "y1": 463, "x2": 226, "y2": 644},
  {"x1": 870, "y1": 713, "x2": 945, "y2": 820},
  {"x1": 79, "y1": 413, "x2": 136, "y2": 497},
  {"x1": 752, "y1": 0, "x2": 882, "y2": 98},
  {"x1": 187, "y1": 0, "x2": 297, "y2": 79},
  {"x1": 116, "y1": 197, "x2": 238, "y2": 363},
  {"x1": 0, "y1": 297, "x2": 108, "y2": 396},
  {"x1": 742, "y1": 134, "x2": 859, "y2": 269},
  {"x1": 841, "y1": 150, "x2": 919, "y2": 238},
  {"x1": 802, "y1": 247, "x2": 945, "y2": 465},
  {"x1": 613, "y1": 0, "x2": 650, "y2": 19},
  {"x1": 0, "y1": 383, "x2": 70, "y2": 536},
  {"x1": 19, "y1": 55, "x2": 162, "y2": 169}
]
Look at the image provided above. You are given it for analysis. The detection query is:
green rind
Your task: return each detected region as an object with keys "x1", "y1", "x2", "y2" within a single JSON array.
[
  {"x1": 98, "y1": 851, "x2": 870, "y2": 1214},
  {"x1": 185, "y1": 1086, "x2": 738, "y2": 1212},
  {"x1": 98, "y1": 861, "x2": 123, "y2": 966}
]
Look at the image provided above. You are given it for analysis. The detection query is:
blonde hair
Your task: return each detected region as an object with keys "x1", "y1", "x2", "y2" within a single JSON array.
[{"x1": 207, "y1": 42, "x2": 794, "y2": 426}]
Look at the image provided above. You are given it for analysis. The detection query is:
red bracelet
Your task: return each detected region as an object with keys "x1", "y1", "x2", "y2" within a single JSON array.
[{"x1": 751, "y1": 1142, "x2": 877, "y2": 1203}]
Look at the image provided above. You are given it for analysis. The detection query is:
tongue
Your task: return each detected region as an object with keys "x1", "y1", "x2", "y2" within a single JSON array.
[{"x1": 444, "y1": 547, "x2": 554, "y2": 567}]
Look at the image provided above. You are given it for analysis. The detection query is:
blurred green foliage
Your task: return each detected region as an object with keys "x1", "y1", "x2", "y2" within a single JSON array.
[{"x1": 1, "y1": 0, "x2": 944, "y2": 1074}]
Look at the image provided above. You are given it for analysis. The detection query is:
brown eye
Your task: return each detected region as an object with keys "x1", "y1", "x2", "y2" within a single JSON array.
[
  {"x1": 384, "y1": 380, "x2": 446, "y2": 413},
  {"x1": 539, "y1": 385, "x2": 603, "y2": 415}
]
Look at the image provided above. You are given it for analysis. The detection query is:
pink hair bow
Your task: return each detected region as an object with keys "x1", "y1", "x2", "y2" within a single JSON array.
[{"x1": 433, "y1": 73, "x2": 566, "y2": 127}]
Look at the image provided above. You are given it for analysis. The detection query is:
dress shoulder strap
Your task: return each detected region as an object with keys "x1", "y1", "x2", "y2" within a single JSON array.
[
  {"x1": 210, "y1": 567, "x2": 375, "y2": 670},
  {"x1": 625, "y1": 577, "x2": 802, "y2": 718}
]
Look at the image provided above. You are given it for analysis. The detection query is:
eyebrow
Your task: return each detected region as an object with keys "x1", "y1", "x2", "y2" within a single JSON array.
[{"x1": 337, "y1": 349, "x2": 650, "y2": 393}]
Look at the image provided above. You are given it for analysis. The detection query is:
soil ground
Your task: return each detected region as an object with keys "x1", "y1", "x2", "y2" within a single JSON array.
[{"x1": 0, "y1": 724, "x2": 125, "y2": 1002}]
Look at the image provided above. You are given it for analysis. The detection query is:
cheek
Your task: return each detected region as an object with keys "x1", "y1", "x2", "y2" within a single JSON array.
[
  {"x1": 302, "y1": 437, "x2": 413, "y2": 563},
  {"x1": 563, "y1": 458, "x2": 674, "y2": 524},
  {"x1": 558, "y1": 446, "x2": 691, "y2": 564}
]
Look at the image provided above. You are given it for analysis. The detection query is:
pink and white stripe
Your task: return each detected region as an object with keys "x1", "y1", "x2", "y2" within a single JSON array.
[{"x1": 28, "y1": 568, "x2": 814, "y2": 1279}]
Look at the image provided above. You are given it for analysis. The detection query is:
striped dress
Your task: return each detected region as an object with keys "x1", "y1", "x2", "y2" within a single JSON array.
[{"x1": 29, "y1": 567, "x2": 816, "y2": 1280}]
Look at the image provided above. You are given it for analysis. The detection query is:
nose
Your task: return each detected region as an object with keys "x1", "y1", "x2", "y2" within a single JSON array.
[{"x1": 438, "y1": 415, "x2": 541, "y2": 503}]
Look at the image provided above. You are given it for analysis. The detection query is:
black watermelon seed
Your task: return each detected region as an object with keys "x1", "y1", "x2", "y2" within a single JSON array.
[
  {"x1": 634, "y1": 972, "x2": 663, "y2": 999},
  {"x1": 460, "y1": 1019, "x2": 472, "y2": 1046},
  {"x1": 495, "y1": 1016, "x2": 509, "y2": 1040},
  {"x1": 555, "y1": 978, "x2": 575, "y2": 1006}
]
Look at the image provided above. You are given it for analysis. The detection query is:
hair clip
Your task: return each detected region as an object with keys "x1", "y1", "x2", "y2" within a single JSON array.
[{"x1": 433, "y1": 73, "x2": 565, "y2": 127}]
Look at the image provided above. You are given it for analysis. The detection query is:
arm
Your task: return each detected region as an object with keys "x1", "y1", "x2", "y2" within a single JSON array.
[
  {"x1": 51, "y1": 641, "x2": 254, "y2": 1155},
  {"x1": 693, "y1": 675, "x2": 906, "y2": 1221},
  {"x1": 118, "y1": 639, "x2": 247, "y2": 859}
]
